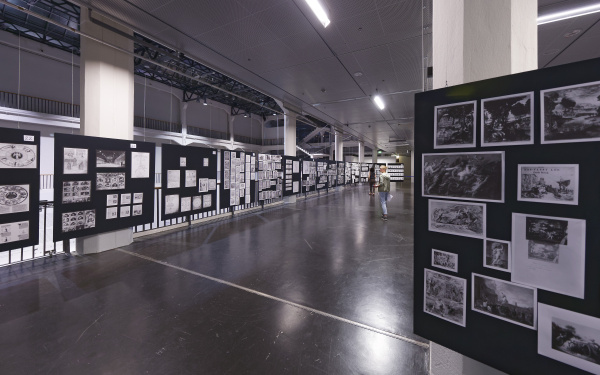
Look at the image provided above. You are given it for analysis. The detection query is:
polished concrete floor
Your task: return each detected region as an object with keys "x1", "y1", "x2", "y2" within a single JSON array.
[{"x1": 0, "y1": 183, "x2": 428, "y2": 374}]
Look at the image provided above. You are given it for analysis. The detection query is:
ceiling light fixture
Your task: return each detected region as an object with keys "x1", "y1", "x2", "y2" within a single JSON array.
[
  {"x1": 373, "y1": 95, "x2": 385, "y2": 110},
  {"x1": 203, "y1": 97, "x2": 208, "y2": 105},
  {"x1": 537, "y1": 3, "x2": 600, "y2": 25},
  {"x1": 305, "y1": 0, "x2": 331, "y2": 28}
]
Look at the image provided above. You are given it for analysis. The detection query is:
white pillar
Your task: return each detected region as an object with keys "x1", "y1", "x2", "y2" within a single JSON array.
[
  {"x1": 430, "y1": 1, "x2": 537, "y2": 374},
  {"x1": 76, "y1": 11, "x2": 135, "y2": 255},
  {"x1": 372, "y1": 146, "x2": 378, "y2": 164},
  {"x1": 358, "y1": 141, "x2": 364, "y2": 163},
  {"x1": 284, "y1": 111, "x2": 297, "y2": 203},
  {"x1": 229, "y1": 116, "x2": 235, "y2": 150},
  {"x1": 334, "y1": 130, "x2": 343, "y2": 161},
  {"x1": 181, "y1": 102, "x2": 188, "y2": 145}
]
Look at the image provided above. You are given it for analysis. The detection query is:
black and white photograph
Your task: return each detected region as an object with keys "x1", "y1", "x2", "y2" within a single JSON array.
[
  {"x1": 192, "y1": 196, "x2": 202, "y2": 210},
  {"x1": 180, "y1": 157, "x2": 186, "y2": 167},
  {"x1": 199, "y1": 178, "x2": 208, "y2": 193},
  {"x1": 133, "y1": 193, "x2": 143, "y2": 204},
  {"x1": 203, "y1": 194, "x2": 212, "y2": 209},
  {"x1": 106, "y1": 194, "x2": 119, "y2": 207},
  {"x1": 120, "y1": 193, "x2": 131, "y2": 205},
  {"x1": 62, "y1": 181, "x2": 91, "y2": 204},
  {"x1": 472, "y1": 273, "x2": 537, "y2": 329},
  {"x1": 96, "y1": 150, "x2": 126, "y2": 168},
  {"x1": 165, "y1": 194, "x2": 179, "y2": 215},
  {"x1": 0, "y1": 184, "x2": 29, "y2": 215},
  {"x1": 167, "y1": 170, "x2": 180, "y2": 189},
  {"x1": 106, "y1": 206, "x2": 118, "y2": 219},
  {"x1": 181, "y1": 197, "x2": 191, "y2": 212},
  {"x1": 120, "y1": 206, "x2": 131, "y2": 218},
  {"x1": 424, "y1": 268, "x2": 467, "y2": 327},
  {"x1": 96, "y1": 172, "x2": 126, "y2": 190},
  {"x1": 0, "y1": 143, "x2": 37, "y2": 169},
  {"x1": 428, "y1": 199, "x2": 486, "y2": 239},
  {"x1": 203, "y1": 158, "x2": 209, "y2": 167},
  {"x1": 132, "y1": 204, "x2": 142, "y2": 216},
  {"x1": 63, "y1": 147, "x2": 88, "y2": 174},
  {"x1": 131, "y1": 152, "x2": 150, "y2": 178},
  {"x1": 209, "y1": 179, "x2": 217, "y2": 190},
  {"x1": 484, "y1": 239, "x2": 511, "y2": 272},
  {"x1": 481, "y1": 92, "x2": 534, "y2": 146},
  {"x1": 423, "y1": 152, "x2": 504, "y2": 202},
  {"x1": 434, "y1": 101, "x2": 477, "y2": 149},
  {"x1": 539, "y1": 303, "x2": 600, "y2": 374},
  {"x1": 512, "y1": 213, "x2": 586, "y2": 298},
  {"x1": 185, "y1": 170, "x2": 197, "y2": 188},
  {"x1": 0, "y1": 220, "x2": 29, "y2": 244},
  {"x1": 542, "y1": 80, "x2": 600, "y2": 144},
  {"x1": 62, "y1": 210, "x2": 95, "y2": 232},
  {"x1": 431, "y1": 249, "x2": 458, "y2": 272},
  {"x1": 518, "y1": 164, "x2": 579, "y2": 205}
]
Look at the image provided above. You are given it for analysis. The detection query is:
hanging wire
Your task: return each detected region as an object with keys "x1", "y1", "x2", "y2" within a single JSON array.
[
  {"x1": 71, "y1": 47, "x2": 74, "y2": 134},
  {"x1": 17, "y1": 31, "x2": 21, "y2": 129},
  {"x1": 143, "y1": 77, "x2": 147, "y2": 141}
]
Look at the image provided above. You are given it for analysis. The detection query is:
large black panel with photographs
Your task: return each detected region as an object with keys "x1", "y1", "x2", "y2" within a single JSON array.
[
  {"x1": 414, "y1": 58, "x2": 600, "y2": 375},
  {"x1": 161, "y1": 144, "x2": 218, "y2": 220},
  {"x1": 53, "y1": 134, "x2": 155, "y2": 241},
  {"x1": 301, "y1": 159, "x2": 316, "y2": 193},
  {"x1": 0, "y1": 128, "x2": 40, "y2": 252},
  {"x1": 283, "y1": 155, "x2": 302, "y2": 196},
  {"x1": 220, "y1": 150, "x2": 256, "y2": 209}
]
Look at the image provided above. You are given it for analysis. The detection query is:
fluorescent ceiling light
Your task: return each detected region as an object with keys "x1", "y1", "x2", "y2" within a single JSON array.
[
  {"x1": 203, "y1": 97, "x2": 207, "y2": 105},
  {"x1": 373, "y1": 95, "x2": 385, "y2": 110},
  {"x1": 305, "y1": 0, "x2": 330, "y2": 28},
  {"x1": 538, "y1": 3, "x2": 600, "y2": 25}
]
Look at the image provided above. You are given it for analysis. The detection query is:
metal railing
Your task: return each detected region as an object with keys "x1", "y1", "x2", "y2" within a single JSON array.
[
  {"x1": 134, "y1": 116, "x2": 182, "y2": 133},
  {"x1": 0, "y1": 91, "x2": 80, "y2": 117},
  {"x1": 187, "y1": 125, "x2": 229, "y2": 140}
]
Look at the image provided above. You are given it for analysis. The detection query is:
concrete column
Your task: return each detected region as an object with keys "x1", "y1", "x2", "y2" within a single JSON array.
[
  {"x1": 284, "y1": 111, "x2": 297, "y2": 203},
  {"x1": 358, "y1": 141, "x2": 364, "y2": 163},
  {"x1": 430, "y1": 1, "x2": 537, "y2": 374},
  {"x1": 229, "y1": 116, "x2": 235, "y2": 150},
  {"x1": 372, "y1": 146, "x2": 378, "y2": 164},
  {"x1": 334, "y1": 130, "x2": 343, "y2": 161},
  {"x1": 76, "y1": 11, "x2": 135, "y2": 254},
  {"x1": 181, "y1": 102, "x2": 188, "y2": 145}
]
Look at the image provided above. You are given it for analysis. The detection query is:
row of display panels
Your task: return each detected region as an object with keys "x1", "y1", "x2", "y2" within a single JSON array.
[{"x1": 414, "y1": 57, "x2": 600, "y2": 375}]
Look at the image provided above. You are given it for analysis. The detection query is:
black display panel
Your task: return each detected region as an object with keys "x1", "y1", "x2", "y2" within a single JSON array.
[
  {"x1": 161, "y1": 144, "x2": 217, "y2": 220},
  {"x1": 387, "y1": 163, "x2": 405, "y2": 182},
  {"x1": 0, "y1": 128, "x2": 40, "y2": 251},
  {"x1": 352, "y1": 162, "x2": 360, "y2": 183},
  {"x1": 414, "y1": 58, "x2": 600, "y2": 375},
  {"x1": 315, "y1": 159, "x2": 329, "y2": 190},
  {"x1": 220, "y1": 150, "x2": 256, "y2": 209},
  {"x1": 337, "y1": 161, "x2": 345, "y2": 186},
  {"x1": 257, "y1": 154, "x2": 282, "y2": 201},
  {"x1": 327, "y1": 160, "x2": 337, "y2": 188},
  {"x1": 283, "y1": 156, "x2": 301, "y2": 196},
  {"x1": 301, "y1": 159, "x2": 316, "y2": 193},
  {"x1": 344, "y1": 162, "x2": 352, "y2": 184},
  {"x1": 360, "y1": 163, "x2": 369, "y2": 182},
  {"x1": 53, "y1": 134, "x2": 155, "y2": 241}
]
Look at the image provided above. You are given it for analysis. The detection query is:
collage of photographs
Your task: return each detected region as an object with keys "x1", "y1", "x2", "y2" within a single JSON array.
[{"x1": 423, "y1": 79, "x2": 600, "y2": 373}]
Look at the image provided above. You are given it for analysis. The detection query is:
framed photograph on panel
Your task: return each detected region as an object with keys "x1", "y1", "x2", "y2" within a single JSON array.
[
  {"x1": 424, "y1": 268, "x2": 467, "y2": 327},
  {"x1": 483, "y1": 239, "x2": 511, "y2": 272},
  {"x1": 428, "y1": 199, "x2": 486, "y2": 239},
  {"x1": 481, "y1": 92, "x2": 534, "y2": 147},
  {"x1": 538, "y1": 303, "x2": 600, "y2": 374},
  {"x1": 517, "y1": 164, "x2": 579, "y2": 205},
  {"x1": 423, "y1": 152, "x2": 504, "y2": 202},
  {"x1": 431, "y1": 249, "x2": 458, "y2": 272},
  {"x1": 472, "y1": 273, "x2": 537, "y2": 329},
  {"x1": 434, "y1": 101, "x2": 477, "y2": 149},
  {"x1": 541, "y1": 80, "x2": 600, "y2": 144},
  {"x1": 512, "y1": 213, "x2": 586, "y2": 298}
]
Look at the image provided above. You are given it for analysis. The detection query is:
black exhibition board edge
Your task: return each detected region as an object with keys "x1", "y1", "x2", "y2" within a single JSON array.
[
  {"x1": 0, "y1": 127, "x2": 40, "y2": 252},
  {"x1": 160, "y1": 143, "x2": 218, "y2": 221},
  {"x1": 387, "y1": 163, "x2": 405, "y2": 182},
  {"x1": 53, "y1": 133, "x2": 156, "y2": 242},
  {"x1": 413, "y1": 57, "x2": 600, "y2": 375},
  {"x1": 219, "y1": 150, "x2": 256, "y2": 209},
  {"x1": 283, "y1": 155, "x2": 302, "y2": 197}
]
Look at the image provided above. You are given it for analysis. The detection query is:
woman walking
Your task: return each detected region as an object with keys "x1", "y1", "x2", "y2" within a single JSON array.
[
  {"x1": 368, "y1": 165, "x2": 376, "y2": 195},
  {"x1": 374, "y1": 165, "x2": 391, "y2": 221}
]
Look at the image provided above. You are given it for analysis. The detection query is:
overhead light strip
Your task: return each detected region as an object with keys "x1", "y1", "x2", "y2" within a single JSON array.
[
  {"x1": 373, "y1": 95, "x2": 385, "y2": 110},
  {"x1": 538, "y1": 3, "x2": 600, "y2": 25},
  {"x1": 305, "y1": 0, "x2": 330, "y2": 28}
]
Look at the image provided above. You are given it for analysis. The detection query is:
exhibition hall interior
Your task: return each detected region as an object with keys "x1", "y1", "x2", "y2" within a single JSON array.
[{"x1": 1, "y1": 0, "x2": 600, "y2": 374}]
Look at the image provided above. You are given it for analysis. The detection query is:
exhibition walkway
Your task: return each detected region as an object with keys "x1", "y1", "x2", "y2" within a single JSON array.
[{"x1": 0, "y1": 184, "x2": 428, "y2": 374}]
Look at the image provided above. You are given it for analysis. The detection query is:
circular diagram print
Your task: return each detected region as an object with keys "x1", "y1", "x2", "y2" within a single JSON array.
[
  {"x1": 0, "y1": 185, "x2": 28, "y2": 206},
  {"x1": 0, "y1": 144, "x2": 36, "y2": 168}
]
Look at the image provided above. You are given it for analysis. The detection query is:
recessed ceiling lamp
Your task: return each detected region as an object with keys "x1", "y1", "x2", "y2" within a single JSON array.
[
  {"x1": 373, "y1": 95, "x2": 385, "y2": 110},
  {"x1": 538, "y1": 3, "x2": 600, "y2": 25},
  {"x1": 305, "y1": 0, "x2": 330, "y2": 28},
  {"x1": 203, "y1": 97, "x2": 208, "y2": 105},
  {"x1": 354, "y1": 71, "x2": 363, "y2": 77}
]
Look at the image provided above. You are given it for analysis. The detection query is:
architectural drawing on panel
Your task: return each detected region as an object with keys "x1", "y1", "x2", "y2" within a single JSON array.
[
  {"x1": 96, "y1": 173, "x2": 126, "y2": 190},
  {"x1": 106, "y1": 206, "x2": 118, "y2": 219},
  {"x1": 62, "y1": 210, "x2": 95, "y2": 232},
  {"x1": 185, "y1": 170, "x2": 197, "y2": 188},
  {"x1": 167, "y1": 170, "x2": 180, "y2": 189},
  {"x1": 0, "y1": 184, "x2": 29, "y2": 215},
  {"x1": 62, "y1": 181, "x2": 91, "y2": 204},
  {"x1": 132, "y1": 204, "x2": 143, "y2": 216},
  {"x1": 0, "y1": 220, "x2": 29, "y2": 244},
  {"x1": 180, "y1": 197, "x2": 191, "y2": 212},
  {"x1": 0, "y1": 143, "x2": 37, "y2": 169},
  {"x1": 96, "y1": 150, "x2": 126, "y2": 168},
  {"x1": 64, "y1": 148, "x2": 88, "y2": 174},
  {"x1": 131, "y1": 152, "x2": 150, "y2": 178},
  {"x1": 165, "y1": 194, "x2": 179, "y2": 215}
]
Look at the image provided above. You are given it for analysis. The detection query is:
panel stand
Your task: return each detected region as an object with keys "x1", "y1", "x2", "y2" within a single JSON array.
[{"x1": 76, "y1": 228, "x2": 133, "y2": 255}]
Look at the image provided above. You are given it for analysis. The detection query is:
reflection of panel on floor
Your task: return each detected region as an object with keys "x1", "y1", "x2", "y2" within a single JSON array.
[{"x1": 0, "y1": 279, "x2": 40, "y2": 325}]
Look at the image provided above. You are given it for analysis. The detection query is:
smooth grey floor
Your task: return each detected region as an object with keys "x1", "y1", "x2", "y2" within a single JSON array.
[{"x1": 0, "y1": 183, "x2": 428, "y2": 375}]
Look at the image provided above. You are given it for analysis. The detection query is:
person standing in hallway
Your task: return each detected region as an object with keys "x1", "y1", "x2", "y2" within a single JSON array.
[
  {"x1": 369, "y1": 165, "x2": 376, "y2": 195},
  {"x1": 375, "y1": 165, "x2": 391, "y2": 221}
]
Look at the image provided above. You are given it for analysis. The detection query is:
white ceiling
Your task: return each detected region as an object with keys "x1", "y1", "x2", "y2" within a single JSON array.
[{"x1": 78, "y1": 0, "x2": 600, "y2": 153}]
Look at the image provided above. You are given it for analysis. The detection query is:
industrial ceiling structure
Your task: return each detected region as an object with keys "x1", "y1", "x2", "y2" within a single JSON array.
[{"x1": 2, "y1": 0, "x2": 600, "y2": 156}]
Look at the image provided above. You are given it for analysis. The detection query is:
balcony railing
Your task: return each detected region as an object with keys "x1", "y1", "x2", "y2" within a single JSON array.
[{"x1": 0, "y1": 91, "x2": 80, "y2": 117}]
